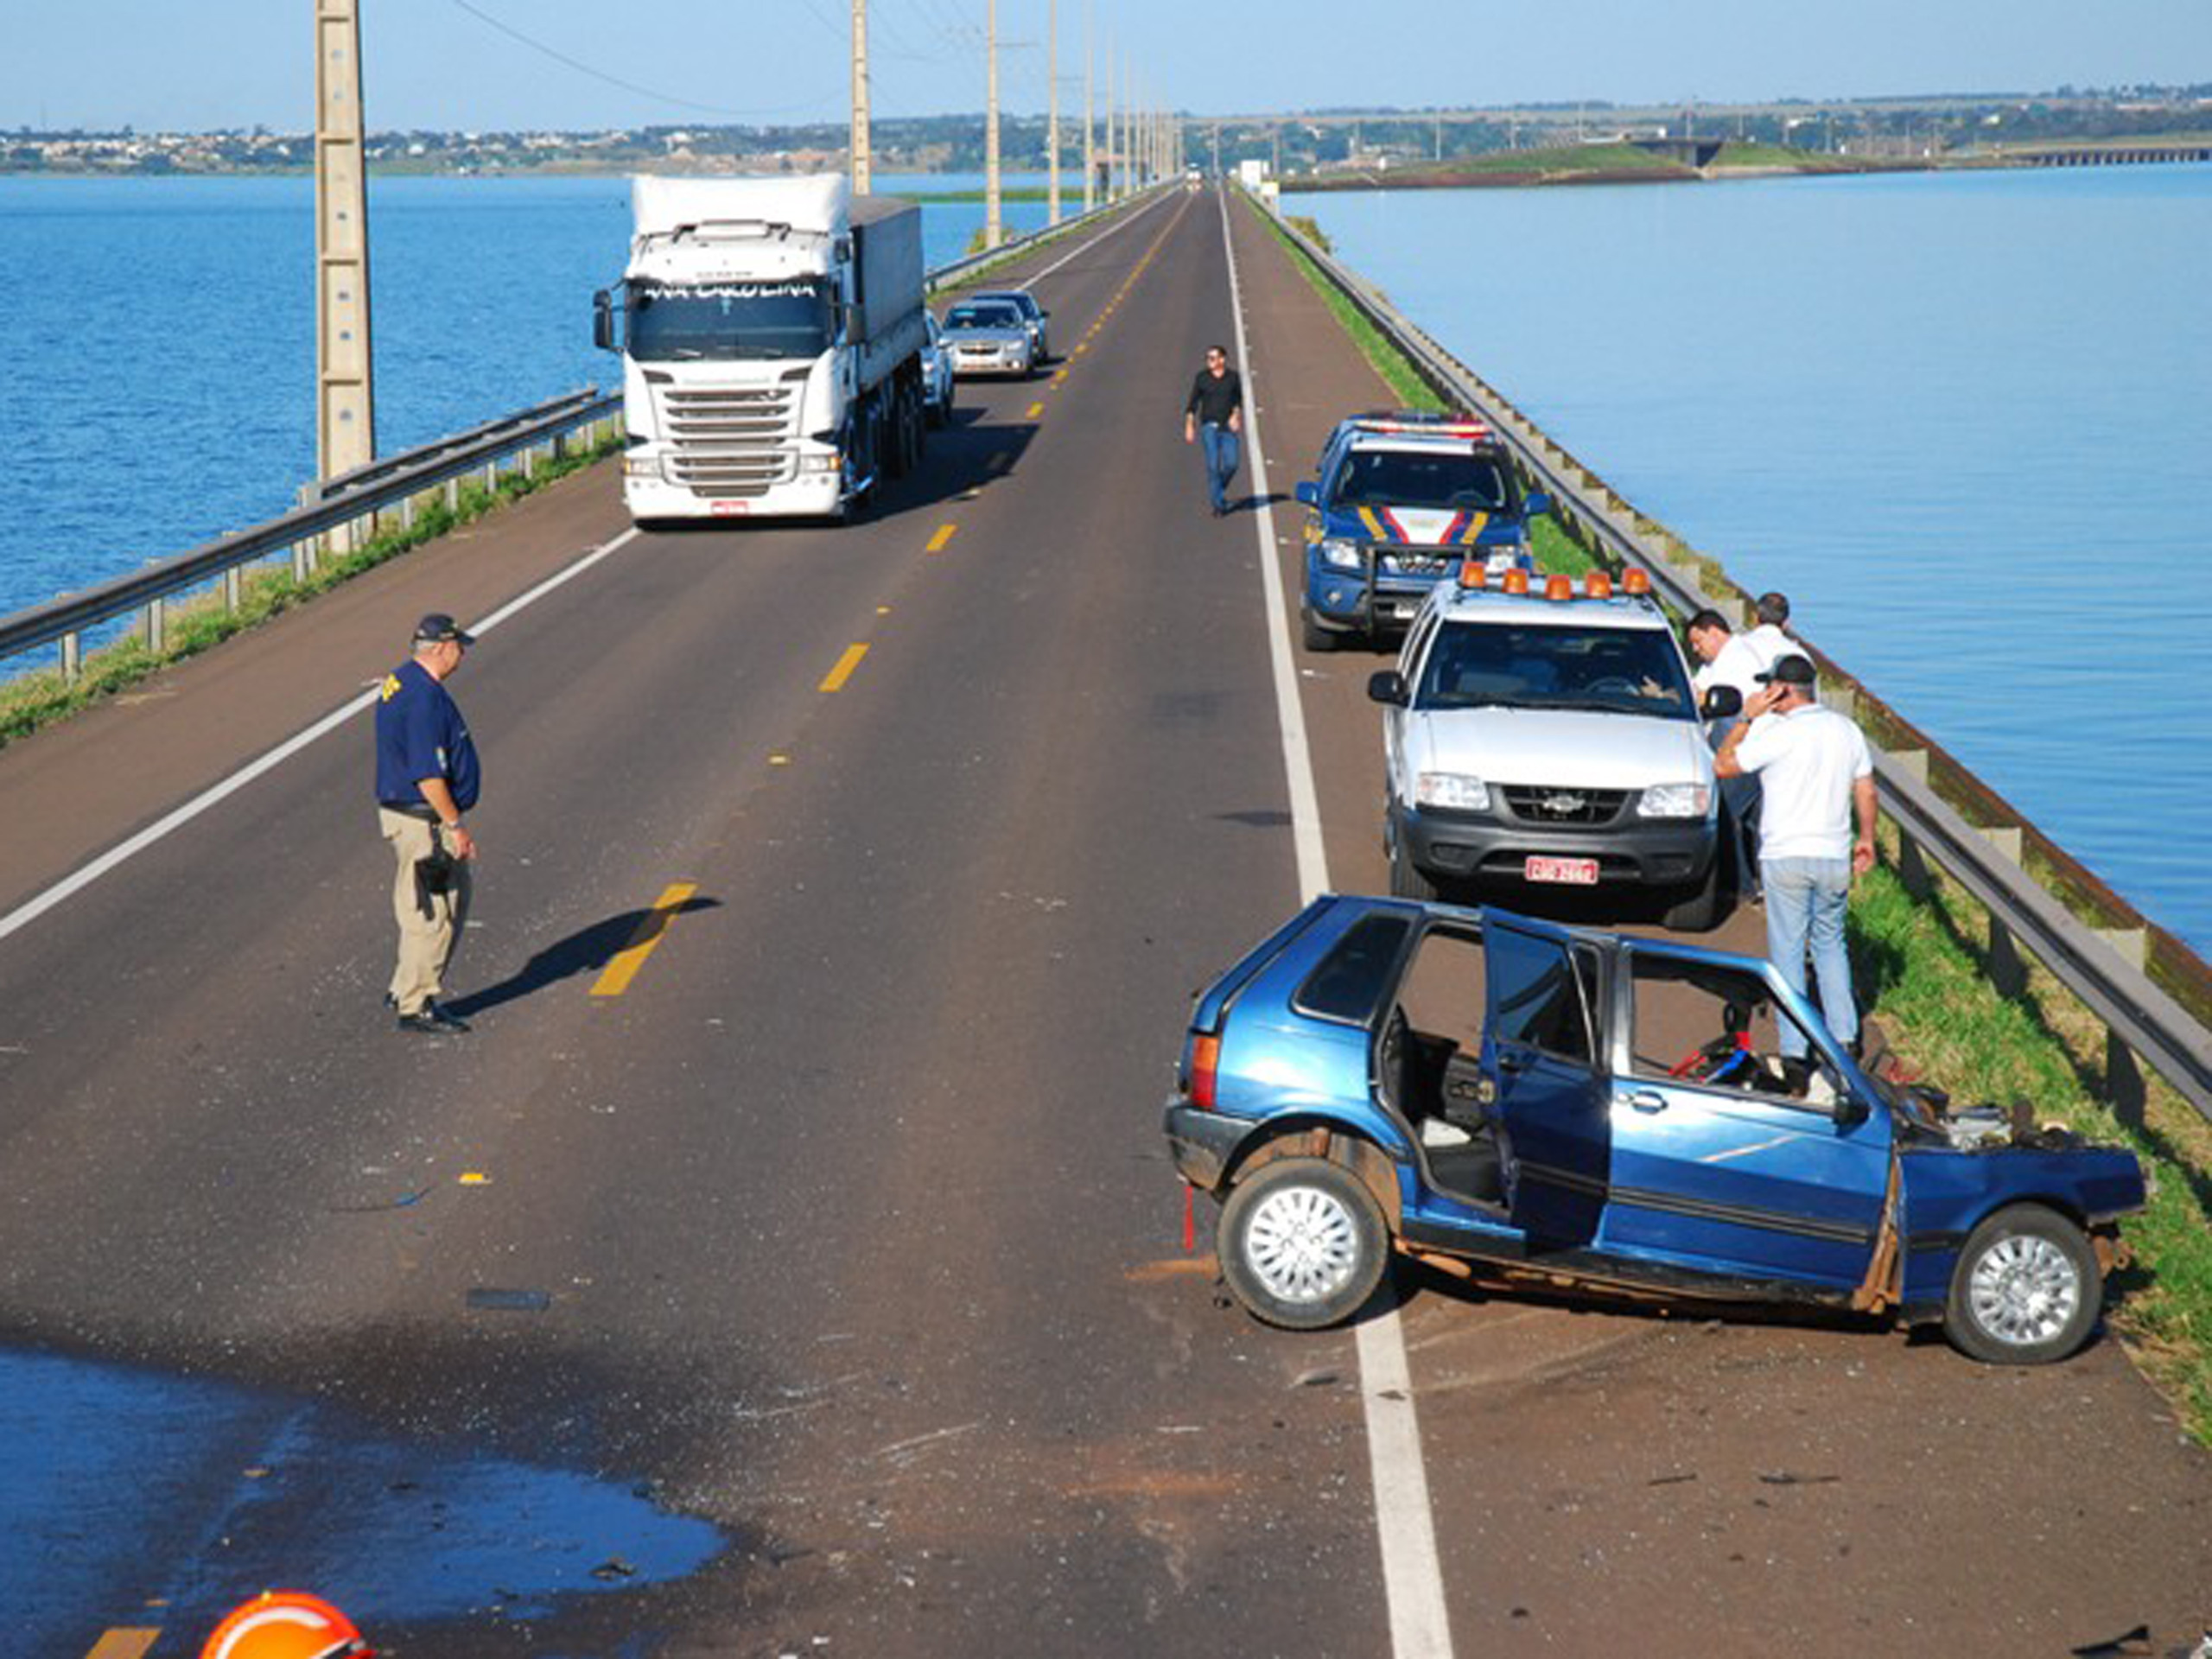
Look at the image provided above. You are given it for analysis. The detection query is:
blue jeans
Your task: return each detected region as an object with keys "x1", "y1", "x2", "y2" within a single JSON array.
[
  {"x1": 1762, "y1": 856, "x2": 1856, "y2": 1058},
  {"x1": 1198, "y1": 422, "x2": 1240, "y2": 512}
]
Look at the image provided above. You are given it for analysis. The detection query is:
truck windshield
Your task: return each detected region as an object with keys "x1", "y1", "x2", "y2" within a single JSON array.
[
  {"x1": 627, "y1": 281, "x2": 831, "y2": 362},
  {"x1": 1418, "y1": 620, "x2": 1697, "y2": 719},
  {"x1": 1333, "y1": 448, "x2": 1512, "y2": 512}
]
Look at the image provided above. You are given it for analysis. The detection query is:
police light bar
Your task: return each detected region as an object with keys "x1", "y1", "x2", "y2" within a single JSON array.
[{"x1": 1346, "y1": 414, "x2": 1495, "y2": 442}]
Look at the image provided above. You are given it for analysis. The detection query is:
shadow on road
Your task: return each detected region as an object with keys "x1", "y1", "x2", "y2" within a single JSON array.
[{"x1": 447, "y1": 895, "x2": 722, "y2": 1018}]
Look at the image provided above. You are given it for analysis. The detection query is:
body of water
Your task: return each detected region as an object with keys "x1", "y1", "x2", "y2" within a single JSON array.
[
  {"x1": 0, "y1": 168, "x2": 1070, "y2": 620},
  {"x1": 1303, "y1": 165, "x2": 2211, "y2": 953}
]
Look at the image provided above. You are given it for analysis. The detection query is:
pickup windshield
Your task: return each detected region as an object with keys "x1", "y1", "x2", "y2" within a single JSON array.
[
  {"x1": 626, "y1": 280, "x2": 831, "y2": 362},
  {"x1": 1332, "y1": 448, "x2": 1512, "y2": 512},
  {"x1": 1418, "y1": 620, "x2": 1697, "y2": 719}
]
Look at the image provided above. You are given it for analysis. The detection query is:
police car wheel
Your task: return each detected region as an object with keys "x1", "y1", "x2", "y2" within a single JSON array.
[{"x1": 1300, "y1": 612, "x2": 1338, "y2": 653}]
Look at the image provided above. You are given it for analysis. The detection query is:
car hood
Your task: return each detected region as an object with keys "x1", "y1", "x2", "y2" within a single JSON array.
[
  {"x1": 1326, "y1": 504, "x2": 1519, "y2": 545},
  {"x1": 948, "y1": 327, "x2": 1028, "y2": 346},
  {"x1": 1407, "y1": 706, "x2": 1714, "y2": 788}
]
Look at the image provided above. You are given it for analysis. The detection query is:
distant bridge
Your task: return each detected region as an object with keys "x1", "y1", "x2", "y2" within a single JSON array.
[{"x1": 1999, "y1": 141, "x2": 2212, "y2": 167}]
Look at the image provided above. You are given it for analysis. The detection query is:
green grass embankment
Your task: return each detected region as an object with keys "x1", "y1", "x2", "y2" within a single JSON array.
[
  {"x1": 1252, "y1": 193, "x2": 2212, "y2": 1439},
  {"x1": 0, "y1": 428, "x2": 624, "y2": 747}
]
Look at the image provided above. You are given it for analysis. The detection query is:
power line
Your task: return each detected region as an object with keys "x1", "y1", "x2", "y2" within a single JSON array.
[{"x1": 444, "y1": 0, "x2": 842, "y2": 121}]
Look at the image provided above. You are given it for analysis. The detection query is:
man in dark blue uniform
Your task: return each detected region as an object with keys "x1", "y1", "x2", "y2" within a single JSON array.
[{"x1": 374, "y1": 613, "x2": 481, "y2": 1033}]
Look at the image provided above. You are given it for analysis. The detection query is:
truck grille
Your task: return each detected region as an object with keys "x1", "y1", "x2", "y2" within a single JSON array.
[
  {"x1": 659, "y1": 384, "x2": 797, "y2": 445},
  {"x1": 1500, "y1": 785, "x2": 1630, "y2": 825},
  {"x1": 666, "y1": 449, "x2": 797, "y2": 498}
]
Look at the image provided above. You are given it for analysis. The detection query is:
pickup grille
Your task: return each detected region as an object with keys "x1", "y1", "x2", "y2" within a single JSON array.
[
  {"x1": 1376, "y1": 550, "x2": 1457, "y2": 577},
  {"x1": 1499, "y1": 785, "x2": 1630, "y2": 825}
]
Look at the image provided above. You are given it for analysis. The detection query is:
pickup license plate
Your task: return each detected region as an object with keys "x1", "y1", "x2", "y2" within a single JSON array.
[
  {"x1": 1525, "y1": 855, "x2": 1599, "y2": 886},
  {"x1": 1391, "y1": 599, "x2": 1422, "y2": 620}
]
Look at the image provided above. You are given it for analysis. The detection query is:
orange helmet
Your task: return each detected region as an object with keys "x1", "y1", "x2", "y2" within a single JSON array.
[{"x1": 200, "y1": 1591, "x2": 374, "y2": 1659}]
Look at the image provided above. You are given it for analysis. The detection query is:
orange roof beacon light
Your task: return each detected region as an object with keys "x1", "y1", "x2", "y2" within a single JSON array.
[
  {"x1": 1456, "y1": 557, "x2": 1486, "y2": 588},
  {"x1": 1500, "y1": 568, "x2": 1530, "y2": 595},
  {"x1": 1585, "y1": 570, "x2": 1613, "y2": 599},
  {"x1": 1544, "y1": 573, "x2": 1574, "y2": 602},
  {"x1": 1622, "y1": 567, "x2": 1651, "y2": 595},
  {"x1": 201, "y1": 1591, "x2": 374, "y2": 1659}
]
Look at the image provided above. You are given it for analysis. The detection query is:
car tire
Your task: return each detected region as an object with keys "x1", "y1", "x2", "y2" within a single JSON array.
[
  {"x1": 1300, "y1": 612, "x2": 1338, "y2": 653},
  {"x1": 1942, "y1": 1205, "x2": 2103, "y2": 1365},
  {"x1": 1217, "y1": 1156, "x2": 1389, "y2": 1331},
  {"x1": 1386, "y1": 815, "x2": 1440, "y2": 900},
  {"x1": 1662, "y1": 854, "x2": 1726, "y2": 932}
]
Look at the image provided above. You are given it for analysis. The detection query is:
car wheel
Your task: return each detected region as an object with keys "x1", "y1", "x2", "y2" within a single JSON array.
[
  {"x1": 1661, "y1": 853, "x2": 1726, "y2": 931},
  {"x1": 1300, "y1": 611, "x2": 1338, "y2": 653},
  {"x1": 1942, "y1": 1205, "x2": 2103, "y2": 1365},
  {"x1": 1387, "y1": 819, "x2": 1439, "y2": 901},
  {"x1": 1217, "y1": 1156, "x2": 1389, "y2": 1330}
]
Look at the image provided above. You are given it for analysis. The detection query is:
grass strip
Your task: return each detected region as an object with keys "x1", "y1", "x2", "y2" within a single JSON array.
[
  {"x1": 1851, "y1": 835, "x2": 2212, "y2": 1440},
  {"x1": 0, "y1": 429, "x2": 623, "y2": 748}
]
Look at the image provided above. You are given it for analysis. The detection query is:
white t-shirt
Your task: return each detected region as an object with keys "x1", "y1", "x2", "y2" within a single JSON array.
[
  {"x1": 1742, "y1": 623, "x2": 1794, "y2": 672},
  {"x1": 1733, "y1": 702, "x2": 1872, "y2": 861},
  {"x1": 1693, "y1": 633, "x2": 1766, "y2": 703}
]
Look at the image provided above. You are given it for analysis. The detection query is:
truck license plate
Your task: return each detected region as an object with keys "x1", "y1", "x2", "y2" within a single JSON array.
[
  {"x1": 710, "y1": 500, "x2": 752, "y2": 516},
  {"x1": 1525, "y1": 855, "x2": 1599, "y2": 886}
]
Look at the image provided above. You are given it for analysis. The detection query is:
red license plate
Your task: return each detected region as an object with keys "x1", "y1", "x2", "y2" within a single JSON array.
[{"x1": 1525, "y1": 855, "x2": 1599, "y2": 886}]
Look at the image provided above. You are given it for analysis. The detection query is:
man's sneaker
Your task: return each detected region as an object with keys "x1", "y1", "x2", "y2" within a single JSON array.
[{"x1": 397, "y1": 1001, "x2": 471, "y2": 1035}]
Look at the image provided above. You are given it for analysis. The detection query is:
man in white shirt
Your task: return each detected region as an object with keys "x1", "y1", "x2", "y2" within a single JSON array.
[
  {"x1": 1687, "y1": 607, "x2": 1767, "y2": 890},
  {"x1": 1715, "y1": 652, "x2": 1878, "y2": 1069},
  {"x1": 1741, "y1": 590, "x2": 1795, "y2": 673}
]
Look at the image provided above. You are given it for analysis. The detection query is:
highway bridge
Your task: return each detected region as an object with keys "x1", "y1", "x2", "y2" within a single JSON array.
[{"x1": 3, "y1": 188, "x2": 2209, "y2": 1657}]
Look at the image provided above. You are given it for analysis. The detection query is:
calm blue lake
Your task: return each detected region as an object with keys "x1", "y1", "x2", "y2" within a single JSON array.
[
  {"x1": 0, "y1": 168, "x2": 1068, "y2": 613},
  {"x1": 1304, "y1": 165, "x2": 2212, "y2": 953}
]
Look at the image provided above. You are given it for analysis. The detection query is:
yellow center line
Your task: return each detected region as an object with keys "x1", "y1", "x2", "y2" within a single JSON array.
[
  {"x1": 925, "y1": 523, "x2": 958, "y2": 553},
  {"x1": 590, "y1": 881, "x2": 700, "y2": 998},
  {"x1": 86, "y1": 1634, "x2": 161, "y2": 1659},
  {"x1": 1026, "y1": 402, "x2": 1044, "y2": 419},
  {"x1": 1074, "y1": 342, "x2": 1089, "y2": 355},
  {"x1": 818, "y1": 642, "x2": 869, "y2": 691}
]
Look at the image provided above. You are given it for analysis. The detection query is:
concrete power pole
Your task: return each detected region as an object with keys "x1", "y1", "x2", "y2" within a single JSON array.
[
  {"x1": 1046, "y1": 0, "x2": 1060, "y2": 225},
  {"x1": 1083, "y1": 3, "x2": 1095, "y2": 211},
  {"x1": 314, "y1": 0, "x2": 375, "y2": 482},
  {"x1": 984, "y1": 0, "x2": 1002, "y2": 248},
  {"x1": 850, "y1": 0, "x2": 872, "y2": 193}
]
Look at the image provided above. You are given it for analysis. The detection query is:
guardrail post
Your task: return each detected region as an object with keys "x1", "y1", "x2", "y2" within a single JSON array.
[
  {"x1": 145, "y1": 594, "x2": 166, "y2": 655},
  {"x1": 225, "y1": 567, "x2": 242, "y2": 614},
  {"x1": 293, "y1": 538, "x2": 314, "y2": 582},
  {"x1": 445, "y1": 477, "x2": 461, "y2": 513},
  {"x1": 483, "y1": 458, "x2": 499, "y2": 497},
  {"x1": 401, "y1": 490, "x2": 417, "y2": 533},
  {"x1": 61, "y1": 631, "x2": 81, "y2": 684},
  {"x1": 1986, "y1": 918, "x2": 2028, "y2": 1000},
  {"x1": 1892, "y1": 824, "x2": 1935, "y2": 901},
  {"x1": 2104, "y1": 1029, "x2": 2147, "y2": 1128}
]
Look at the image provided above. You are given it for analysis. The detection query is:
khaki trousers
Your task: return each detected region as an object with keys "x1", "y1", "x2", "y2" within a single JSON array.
[{"x1": 379, "y1": 808, "x2": 473, "y2": 1015}]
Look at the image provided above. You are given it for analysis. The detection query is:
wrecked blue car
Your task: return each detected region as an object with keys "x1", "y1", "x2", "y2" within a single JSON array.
[{"x1": 1162, "y1": 896, "x2": 2145, "y2": 1364}]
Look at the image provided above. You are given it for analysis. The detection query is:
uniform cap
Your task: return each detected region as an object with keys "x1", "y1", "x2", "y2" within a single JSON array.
[
  {"x1": 200, "y1": 1591, "x2": 374, "y2": 1659},
  {"x1": 413, "y1": 613, "x2": 474, "y2": 646}
]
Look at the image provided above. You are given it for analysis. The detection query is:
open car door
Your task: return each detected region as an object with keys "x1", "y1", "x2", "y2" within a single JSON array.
[{"x1": 1483, "y1": 912, "x2": 1608, "y2": 1245}]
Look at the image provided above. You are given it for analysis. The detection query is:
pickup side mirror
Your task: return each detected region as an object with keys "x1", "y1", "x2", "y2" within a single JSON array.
[
  {"x1": 592, "y1": 289, "x2": 618, "y2": 353},
  {"x1": 1524, "y1": 491, "x2": 1552, "y2": 517},
  {"x1": 1701, "y1": 684, "x2": 1744, "y2": 721},
  {"x1": 1367, "y1": 671, "x2": 1409, "y2": 707},
  {"x1": 1294, "y1": 480, "x2": 1319, "y2": 507}
]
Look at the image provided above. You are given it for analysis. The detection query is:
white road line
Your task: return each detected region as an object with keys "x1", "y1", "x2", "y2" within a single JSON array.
[
  {"x1": 1217, "y1": 187, "x2": 1457, "y2": 1659},
  {"x1": 1027, "y1": 187, "x2": 1179, "y2": 283},
  {"x1": 0, "y1": 527, "x2": 642, "y2": 947}
]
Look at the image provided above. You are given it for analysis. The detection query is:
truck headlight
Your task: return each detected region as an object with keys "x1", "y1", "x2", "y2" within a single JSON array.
[
  {"x1": 1319, "y1": 537, "x2": 1363, "y2": 571},
  {"x1": 623, "y1": 455, "x2": 660, "y2": 479},
  {"x1": 1416, "y1": 772, "x2": 1491, "y2": 811},
  {"x1": 800, "y1": 450, "x2": 841, "y2": 475},
  {"x1": 1637, "y1": 783, "x2": 1711, "y2": 818}
]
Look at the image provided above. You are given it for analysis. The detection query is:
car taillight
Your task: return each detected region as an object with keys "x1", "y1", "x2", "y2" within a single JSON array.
[{"x1": 1188, "y1": 1033, "x2": 1221, "y2": 1110}]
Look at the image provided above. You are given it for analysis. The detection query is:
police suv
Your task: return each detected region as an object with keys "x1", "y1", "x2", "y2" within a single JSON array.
[
  {"x1": 1295, "y1": 412, "x2": 1549, "y2": 652},
  {"x1": 1366, "y1": 564, "x2": 1739, "y2": 930}
]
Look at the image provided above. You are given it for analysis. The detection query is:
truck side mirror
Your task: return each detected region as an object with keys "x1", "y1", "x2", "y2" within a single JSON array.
[
  {"x1": 592, "y1": 289, "x2": 617, "y2": 353},
  {"x1": 1700, "y1": 684, "x2": 1743, "y2": 720},
  {"x1": 1524, "y1": 491, "x2": 1552, "y2": 516},
  {"x1": 1295, "y1": 480, "x2": 1319, "y2": 507},
  {"x1": 1367, "y1": 671, "x2": 1409, "y2": 707}
]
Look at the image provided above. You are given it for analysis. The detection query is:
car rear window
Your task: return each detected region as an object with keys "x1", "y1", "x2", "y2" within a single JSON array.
[{"x1": 1295, "y1": 913, "x2": 1414, "y2": 1025}]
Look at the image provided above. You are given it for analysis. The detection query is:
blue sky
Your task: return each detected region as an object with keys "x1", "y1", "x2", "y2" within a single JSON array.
[{"x1": 6, "y1": 1, "x2": 2209, "y2": 133}]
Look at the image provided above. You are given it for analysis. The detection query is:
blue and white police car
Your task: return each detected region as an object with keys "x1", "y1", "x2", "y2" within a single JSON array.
[{"x1": 1295, "y1": 412, "x2": 1549, "y2": 652}]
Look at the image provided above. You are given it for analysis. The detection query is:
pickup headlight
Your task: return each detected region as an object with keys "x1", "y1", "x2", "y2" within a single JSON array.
[
  {"x1": 1637, "y1": 783, "x2": 1712, "y2": 818},
  {"x1": 1319, "y1": 537, "x2": 1363, "y2": 571},
  {"x1": 1416, "y1": 772, "x2": 1491, "y2": 811}
]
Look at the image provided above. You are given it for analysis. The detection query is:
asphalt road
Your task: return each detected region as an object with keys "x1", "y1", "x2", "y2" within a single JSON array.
[{"x1": 0, "y1": 186, "x2": 2206, "y2": 1657}]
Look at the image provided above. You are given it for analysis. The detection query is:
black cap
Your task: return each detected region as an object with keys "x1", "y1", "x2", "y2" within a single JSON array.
[
  {"x1": 413, "y1": 613, "x2": 474, "y2": 646},
  {"x1": 1756, "y1": 652, "x2": 1815, "y2": 686}
]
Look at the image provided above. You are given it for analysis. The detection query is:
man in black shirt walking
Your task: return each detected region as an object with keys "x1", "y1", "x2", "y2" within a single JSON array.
[{"x1": 1182, "y1": 345, "x2": 1244, "y2": 516}]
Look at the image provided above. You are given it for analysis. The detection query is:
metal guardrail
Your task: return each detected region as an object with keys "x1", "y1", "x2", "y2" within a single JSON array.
[
  {"x1": 1, "y1": 389, "x2": 620, "y2": 683},
  {"x1": 1250, "y1": 193, "x2": 2212, "y2": 1123},
  {"x1": 2, "y1": 186, "x2": 1176, "y2": 688}
]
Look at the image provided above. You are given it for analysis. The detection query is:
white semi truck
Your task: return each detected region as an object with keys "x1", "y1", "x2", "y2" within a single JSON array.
[{"x1": 594, "y1": 174, "x2": 929, "y2": 522}]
